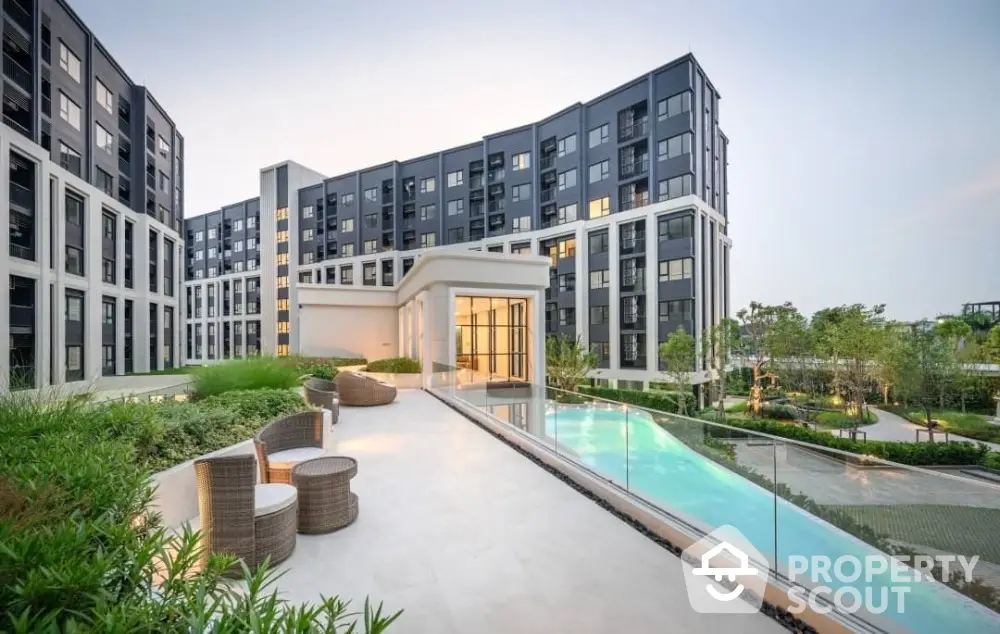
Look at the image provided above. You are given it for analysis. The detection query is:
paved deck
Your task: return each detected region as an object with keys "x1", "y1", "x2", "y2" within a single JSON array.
[
  {"x1": 15, "y1": 374, "x2": 193, "y2": 401},
  {"x1": 273, "y1": 390, "x2": 783, "y2": 634}
]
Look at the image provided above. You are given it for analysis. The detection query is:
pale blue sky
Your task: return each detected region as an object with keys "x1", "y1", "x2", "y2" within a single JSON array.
[{"x1": 72, "y1": 0, "x2": 999, "y2": 320}]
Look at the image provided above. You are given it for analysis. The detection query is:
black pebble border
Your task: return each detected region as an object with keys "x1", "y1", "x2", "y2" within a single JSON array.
[{"x1": 429, "y1": 391, "x2": 818, "y2": 634}]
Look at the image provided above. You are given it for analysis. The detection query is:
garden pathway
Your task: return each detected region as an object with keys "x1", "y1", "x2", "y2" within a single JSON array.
[{"x1": 838, "y1": 408, "x2": 1000, "y2": 451}]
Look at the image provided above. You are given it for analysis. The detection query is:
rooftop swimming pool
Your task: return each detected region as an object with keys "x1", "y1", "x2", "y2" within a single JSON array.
[{"x1": 544, "y1": 406, "x2": 1000, "y2": 633}]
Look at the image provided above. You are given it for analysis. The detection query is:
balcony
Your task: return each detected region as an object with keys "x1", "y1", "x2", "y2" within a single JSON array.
[
  {"x1": 619, "y1": 117, "x2": 648, "y2": 143},
  {"x1": 619, "y1": 355, "x2": 647, "y2": 369},
  {"x1": 487, "y1": 169, "x2": 504, "y2": 184},
  {"x1": 9, "y1": 180, "x2": 32, "y2": 211},
  {"x1": 488, "y1": 199, "x2": 505, "y2": 214},
  {"x1": 4, "y1": 0, "x2": 33, "y2": 34},
  {"x1": 539, "y1": 155, "x2": 555, "y2": 171},
  {"x1": 620, "y1": 191, "x2": 650, "y2": 212},
  {"x1": 3, "y1": 54, "x2": 31, "y2": 93},
  {"x1": 621, "y1": 271, "x2": 645, "y2": 292},
  {"x1": 540, "y1": 187, "x2": 555, "y2": 203},
  {"x1": 619, "y1": 159, "x2": 649, "y2": 180},
  {"x1": 469, "y1": 174, "x2": 484, "y2": 189}
]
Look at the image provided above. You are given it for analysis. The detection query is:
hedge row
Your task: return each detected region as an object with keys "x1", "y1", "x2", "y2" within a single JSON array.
[
  {"x1": 577, "y1": 386, "x2": 696, "y2": 413},
  {"x1": 365, "y1": 357, "x2": 421, "y2": 374}
]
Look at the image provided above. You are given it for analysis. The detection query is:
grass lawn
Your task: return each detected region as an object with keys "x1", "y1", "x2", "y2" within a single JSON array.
[
  {"x1": 896, "y1": 409, "x2": 999, "y2": 443},
  {"x1": 813, "y1": 410, "x2": 878, "y2": 429},
  {"x1": 824, "y1": 504, "x2": 1000, "y2": 566}
]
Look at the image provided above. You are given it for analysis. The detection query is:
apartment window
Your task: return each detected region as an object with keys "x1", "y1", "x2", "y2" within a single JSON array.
[
  {"x1": 558, "y1": 273, "x2": 575, "y2": 292},
  {"x1": 208, "y1": 227, "x2": 217, "y2": 239},
  {"x1": 59, "y1": 41, "x2": 81, "y2": 82},
  {"x1": 301, "y1": 205, "x2": 314, "y2": 219},
  {"x1": 657, "y1": 91, "x2": 692, "y2": 121},
  {"x1": 276, "y1": 207, "x2": 288, "y2": 221},
  {"x1": 234, "y1": 240, "x2": 243, "y2": 252},
  {"x1": 512, "y1": 216, "x2": 531, "y2": 233},
  {"x1": 447, "y1": 169, "x2": 464, "y2": 187},
  {"x1": 302, "y1": 229, "x2": 314, "y2": 241},
  {"x1": 247, "y1": 259, "x2": 258, "y2": 271},
  {"x1": 559, "y1": 308, "x2": 575, "y2": 326},
  {"x1": 247, "y1": 237, "x2": 257, "y2": 250},
  {"x1": 363, "y1": 213, "x2": 377, "y2": 229},
  {"x1": 233, "y1": 261, "x2": 244, "y2": 272},
  {"x1": 159, "y1": 171, "x2": 170, "y2": 193},
  {"x1": 247, "y1": 216, "x2": 256, "y2": 229},
  {"x1": 511, "y1": 152, "x2": 530, "y2": 171},
  {"x1": 302, "y1": 252, "x2": 314, "y2": 264},
  {"x1": 341, "y1": 218, "x2": 354, "y2": 232},
  {"x1": 591, "y1": 342, "x2": 610, "y2": 362},
  {"x1": 590, "y1": 306, "x2": 609, "y2": 325},
  {"x1": 340, "y1": 266, "x2": 354, "y2": 284},
  {"x1": 590, "y1": 269, "x2": 610, "y2": 289},
  {"x1": 556, "y1": 203, "x2": 578, "y2": 225},
  {"x1": 588, "y1": 160, "x2": 610, "y2": 184},
  {"x1": 96, "y1": 167, "x2": 114, "y2": 196},
  {"x1": 59, "y1": 143, "x2": 81, "y2": 176},
  {"x1": 233, "y1": 219, "x2": 243, "y2": 231},
  {"x1": 447, "y1": 199, "x2": 464, "y2": 216},
  {"x1": 64, "y1": 191, "x2": 83, "y2": 226},
  {"x1": 658, "y1": 215, "x2": 694, "y2": 240},
  {"x1": 557, "y1": 239, "x2": 576, "y2": 260},
  {"x1": 588, "y1": 123, "x2": 609, "y2": 148},
  {"x1": 658, "y1": 132, "x2": 692, "y2": 161},
  {"x1": 419, "y1": 177, "x2": 436, "y2": 193},
  {"x1": 277, "y1": 299, "x2": 289, "y2": 311},
  {"x1": 96, "y1": 124, "x2": 114, "y2": 154},
  {"x1": 557, "y1": 168, "x2": 577, "y2": 191},
  {"x1": 557, "y1": 133, "x2": 577, "y2": 157},
  {"x1": 511, "y1": 183, "x2": 531, "y2": 202},
  {"x1": 195, "y1": 250, "x2": 204, "y2": 261},
  {"x1": 588, "y1": 196, "x2": 611, "y2": 219},
  {"x1": 447, "y1": 227, "x2": 464, "y2": 244},
  {"x1": 276, "y1": 276, "x2": 288, "y2": 289},
  {"x1": 195, "y1": 231, "x2": 204, "y2": 242},
  {"x1": 95, "y1": 79, "x2": 113, "y2": 114},
  {"x1": 658, "y1": 174, "x2": 693, "y2": 201},
  {"x1": 64, "y1": 246, "x2": 83, "y2": 276},
  {"x1": 157, "y1": 136, "x2": 170, "y2": 158},
  {"x1": 208, "y1": 247, "x2": 217, "y2": 259},
  {"x1": 419, "y1": 204, "x2": 436, "y2": 221},
  {"x1": 658, "y1": 257, "x2": 694, "y2": 281},
  {"x1": 276, "y1": 231, "x2": 288, "y2": 243},
  {"x1": 194, "y1": 270, "x2": 204, "y2": 279},
  {"x1": 102, "y1": 300, "x2": 115, "y2": 328},
  {"x1": 364, "y1": 239, "x2": 376, "y2": 254},
  {"x1": 340, "y1": 193, "x2": 354, "y2": 207},
  {"x1": 420, "y1": 232, "x2": 436, "y2": 248},
  {"x1": 341, "y1": 243, "x2": 355, "y2": 257},
  {"x1": 659, "y1": 299, "x2": 693, "y2": 322},
  {"x1": 59, "y1": 92, "x2": 81, "y2": 130},
  {"x1": 589, "y1": 232, "x2": 608, "y2": 254},
  {"x1": 363, "y1": 187, "x2": 378, "y2": 203}
]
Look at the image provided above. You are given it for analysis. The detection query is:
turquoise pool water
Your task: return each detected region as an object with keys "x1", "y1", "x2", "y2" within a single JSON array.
[{"x1": 544, "y1": 407, "x2": 1000, "y2": 633}]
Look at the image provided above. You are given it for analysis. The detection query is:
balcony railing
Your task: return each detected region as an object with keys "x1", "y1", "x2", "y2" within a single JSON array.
[
  {"x1": 488, "y1": 200, "x2": 505, "y2": 214},
  {"x1": 9, "y1": 303, "x2": 33, "y2": 327},
  {"x1": 540, "y1": 188, "x2": 555, "y2": 203},
  {"x1": 620, "y1": 193, "x2": 650, "y2": 211},
  {"x1": 619, "y1": 118, "x2": 648, "y2": 142},
  {"x1": 621, "y1": 273, "x2": 645, "y2": 292},
  {"x1": 620, "y1": 159, "x2": 649, "y2": 179},
  {"x1": 487, "y1": 169, "x2": 504, "y2": 184},
  {"x1": 3, "y1": 55, "x2": 32, "y2": 93},
  {"x1": 469, "y1": 175, "x2": 484, "y2": 189},
  {"x1": 539, "y1": 155, "x2": 555, "y2": 171},
  {"x1": 4, "y1": 0, "x2": 33, "y2": 33},
  {"x1": 9, "y1": 181, "x2": 33, "y2": 210}
]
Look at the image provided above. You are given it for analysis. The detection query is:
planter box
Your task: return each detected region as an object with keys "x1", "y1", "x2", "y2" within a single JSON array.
[{"x1": 355, "y1": 370, "x2": 422, "y2": 390}]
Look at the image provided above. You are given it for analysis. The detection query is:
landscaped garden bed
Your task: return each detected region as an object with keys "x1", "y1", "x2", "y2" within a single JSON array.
[
  {"x1": 356, "y1": 357, "x2": 423, "y2": 388},
  {"x1": 885, "y1": 407, "x2": 1000, "y2": 443}
]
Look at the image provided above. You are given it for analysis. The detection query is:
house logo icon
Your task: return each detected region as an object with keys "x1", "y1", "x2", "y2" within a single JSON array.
[{"x1": 681, "y1": 525, "x2": 769, "y2": 614}]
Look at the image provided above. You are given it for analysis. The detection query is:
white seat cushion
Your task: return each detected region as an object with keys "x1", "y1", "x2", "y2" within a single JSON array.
[
  {"x1": 268, "y1": 447, "x2": 327, "y2": 471},
  {"x1": 254, "y1": 483, "x2": 297, "y2": 517}
]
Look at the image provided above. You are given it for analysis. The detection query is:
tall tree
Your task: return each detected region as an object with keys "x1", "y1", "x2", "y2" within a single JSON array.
[
  {"x1": 826, "y1": 304, "x2": 887, "y2": 434},
  {"x1": 811, "y1": 306, "x2": 852, "y2": 396},
  {"x1": 659, "y1": 326, "x2": 697, "y2": 415},
  {"x1": 545, "y1": 334, "x2": 597, "y2": 394},
  {"x1": 889, "y1": 327, "x2": 958, "y2": 437},
  {"x1": 736, "y1": 301, "x2": 799, "y2": 416},
  {"x1": 986, "y1": 326, "x2": 1000, "y2": 420},
  {"x1": 703, "y1": 318, "x2": 741, "y2": 421}
]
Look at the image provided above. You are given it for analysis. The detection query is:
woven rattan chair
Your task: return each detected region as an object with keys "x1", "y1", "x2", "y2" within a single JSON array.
[
  {"x1": 254, "y1": 411, "x2": 326, "y2": 484},
  {"x1": 193, "y1": 454, "x2": 297, "y2": 576},
  {"x1": 303, "y1": 377, "x2": 340, "y2": 423},
  {"x1": 334, "y1": 372, "x2": 398, "y2": 406}
]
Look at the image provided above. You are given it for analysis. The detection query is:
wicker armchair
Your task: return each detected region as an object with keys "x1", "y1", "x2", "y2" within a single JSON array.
[
  {"x1": 303, "y1": 377, "x2": 340, "y2": 423},
  {"x1": 254, "y1": 411, "x2": 326, "y2": 484},
  {"x1": 334, "y1": 372, "x2": 398, "y2": 407},
  {"x1": 193, "y1": 454, "x2": 297, "y2": 576}
]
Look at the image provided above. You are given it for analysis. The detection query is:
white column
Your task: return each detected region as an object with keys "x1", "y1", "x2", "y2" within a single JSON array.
[{"x1": 608, "y1": 220, "x2": 620, "y2": 372}]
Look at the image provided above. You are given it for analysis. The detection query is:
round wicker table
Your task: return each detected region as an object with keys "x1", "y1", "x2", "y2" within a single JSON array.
[{"x1": 291, "y1": 456, "x2": 359, "y2": 534}]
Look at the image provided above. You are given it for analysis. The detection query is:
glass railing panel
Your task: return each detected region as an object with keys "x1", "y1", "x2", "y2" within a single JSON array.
[{"x1": 773, "y1": 439, "x2": 1000, "y2": 633}]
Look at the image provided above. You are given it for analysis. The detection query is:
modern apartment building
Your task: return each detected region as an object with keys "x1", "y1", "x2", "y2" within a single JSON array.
[
  {"x1": 1, "y1": 0, "x2": 183, "y2": 390},
  {"x1": 184, "y1": 53, "x2": 730, "y2": 394}
]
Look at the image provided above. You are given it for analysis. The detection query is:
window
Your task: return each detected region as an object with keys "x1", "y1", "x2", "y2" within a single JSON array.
[
  {"x1": 234, "y1": 240, "x2": 243, "y2": 252},
  {"x1": 511, "y1": 183, "x2": 531, "y2": 202},
  {"x1": 557, "y1": 168, "x2": 577, "y2": 191},
  {"x1": 247, "y1": 216, "x2": 256, "y2": 228},
  {"x1": 588, "y1": 160, "x2": 610, "y2": 184},
  {"x1": 364, "y1": 239, "x2": 376, "y2": 254},
  {"x1": 589, "y1": 232, "x2": 608, "y2": 254},
  {"x1": 420, "y1": 232, "x2": 436, "y2": 248},
  {"x1": 341, "y1": 243, "x2": 355, "y2": 257},
  {"x1": 233, "y1": 261, "x2": 244, "y2": 272},
  {"x1": 341, "y1": 218, "x2": 354, "y2": 232},
  {"x1": 590, "y1": 269, "x2": 610, "y2": 289},
  {"x1": 558, "y1": 273, "x2": 575, "y2": 292},
  {"x1": 59, "y1": 143, "x2": 81, "y2": 175},
  {"x1": 511, "y1": 152, "x2": 530, "y2": 171},
  {"x1": 208, "y1": 228, "x2": 217, "y2": 239},
  {"x1": 341, "y1": 193, "x2": 355, "y2": 206},
  {"x1": 208, "y1": 268, "x2": 217, "y2": 278},
  {"x1": 96, "y1": 167, "x2": 113, "y2": 195},
  {"x1": 588, "y1": 123, "x2": 609, "y2": 148},
  {"x1": 363, "y1": 213, "x2": 377, "y2": 229},
  {"x1": 66, "y1": 293, "x2": 84, "y2": 321},
  {"x1": 157, "y1": 136, "x2": 170, "y2": 158},
  {"x1": 557, "y1": 239, "x2": 576, "y2": 260},
  {"x1": 557, "y1": 203, "x2": 578, "y2": 225},
  {"x1": 302, "y1": 252, "x2": 314, "y2": 264},
  {"x1": 208, "y1": 247, "x2": 217, "y2": 259},
  {"x1": 95, "y1": 123, "x2": 114, "y2": 154},
  {"x1": 658, "y1": 215, "x2": 694, "y2": 240},
  {"x1": 102, "y1": 258, "x2": 115, "y2": 283},
  {"x1": 557, "y1": 134, "x2": 577, "y2": 157},
  {"x1": 658, "y1": 174, "x2": 693, "y2": 201},
  {"x1": 660, "y1": 299, "x2": 693, "y2": 322},
  {"x1": 103, "y1": 299, "x2": 115, "y2": 325},
  {"x1": 301, "y1": 205, "x2": 314, "y2": 219},
  {"x1": 512, "y1": 216, "x2": 531, "y2": 233},
  {"x1": 559, "y1": 308, "x2": 575, "y2": 326},
  {"x1": 277, "y1": 276, "x2": 289, "y2": 288},
  {"x1": 195, "y1": 250, "x2": 204, "y2": 261},
  {"x1": 364, "y1": 187, "x2": 377, "y2": 203},
  {"x1": 658, "y1": 132, "x2": 692, "y2": 161},
  {"x1": 419, "y1": 177, "x2": 436, "y2": 193},
  {"x1": 419, "y1": 204, "x2": 436, "y2": 221},
  {"x1": 58, "y1": 92, "x2": 81, "y2": 130},
  {"x1": 194, "y1": 269, "x2": 203, "y2": 279},
  {"x1": 447, "y1": 170, "x2": 464, "y2": 187},
  {"x1": 440, "y1": 199, "x2": 463, "y2": 217},
  {"x1": 233, "y1": 219, "x2": 243, "y2": 231},
  {"x1": 247, "y1": 237, "x2": 256, "y2": 249},
  {"x1": 95, "y1": 79, "x2": 113, "y2": 114},
  {"x1": 447, "y1": 227, "x2": 464, "y2": 244},
  {"x1": 590, "y1": 306, "x2": 609, "y2": 325},
  {"x1": 588, "y1": 196, "x2": 611, "y2": 219},
  {"x1": 59, "y1": 41, "x2": 81, "y2": 82},
  {"x1": 65, "y1": 192, "x2": 83, "y2": 226},
  {"x1": 591, "y1": 342, "x2": 610, "y2": 362},
  {"x1": 195, "y1": 231, "x2": 204, "y2": 242},
  {"x1": 159, "y1": 171, "x2": 170, "y2": 193},
  {"x1": 340, "y1": 266, "x2": 354, "y2": 284},
  {"x1": 657, "y1": 91, "x2": 692, "y2": 121},
  {"x1": 658, "y1": 257, "x2": 694, "y2": 281}
]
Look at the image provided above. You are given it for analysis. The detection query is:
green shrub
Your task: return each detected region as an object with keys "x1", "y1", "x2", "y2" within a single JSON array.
[
  {"x1": 814, "y1": 409, "x2": 877, "y2": 428},
  {"x1": 726, "y1": 401, "x2": 748, "y2": 413},
  {"x1": 576, "y1": 386, "x2": 696, "y2": 414},
  {"x1": 761, "y1": 403, "x2": 797, "y2": 420},
  {"x1": 0, "y1": 392, "x2": 400, "y2": 632},
  {"x1": 365, "y1": 357, "x2": 421, "y2": 374},
  {"x1": 331, "y1": 357, "x2": 368, "y2": 367},
  {"x1": 192, "y1": 356, "x2": 300, "y2": 399}
]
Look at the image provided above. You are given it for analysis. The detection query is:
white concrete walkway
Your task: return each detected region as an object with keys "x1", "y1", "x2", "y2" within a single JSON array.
[
  {"x1": 273, "y1": 390, "x2": 783, "y2": 634},
  {"x1": 13, "y1": 374, "x2": 193, "y2": 402},
  {"x1": 863, "y1": 408, "x2": 1000, "y2": 450}
]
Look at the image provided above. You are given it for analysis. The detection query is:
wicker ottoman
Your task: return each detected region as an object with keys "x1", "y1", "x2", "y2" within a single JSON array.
[{"x1": 292, "y1": 456, "x2": 359, "y2": 534}]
